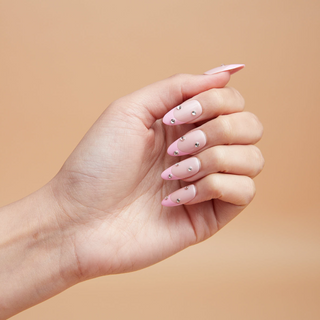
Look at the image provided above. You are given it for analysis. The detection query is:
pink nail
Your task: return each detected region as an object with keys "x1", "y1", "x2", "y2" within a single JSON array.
[
  {"x1": 162, "y1": 185, "x2": 196, "y2": 207},
  {"x1": 204, "y1": 64, "x2": 245, "y2": 75},
  {"x1": 163, "y1": 100, "x2": 202, "y2": 126},
  {"x1": 167, "y1": 130, "x2": 206, "y2": 156},
  {"x1": 161, "y1": 157, "x2": 201, "y2": 180}
]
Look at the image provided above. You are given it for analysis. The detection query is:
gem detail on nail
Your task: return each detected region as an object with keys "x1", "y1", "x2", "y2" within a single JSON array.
[
  {"x1": 184, "y1": 186, "x2": 188, "y2": 190},
  {"x1": 176, "y1": 198, "x2": 181, "y2": 203},
  {"x1": 175, "y1": 163, "x2": 179, "y2": 166},
  {"x1": 195, "y1": 142, "x2": 200, "y2": 147},
  {"x1": 170, "y1": 119, "x2": 175, "y2": 124},
  {"x1": 164, "y1": 196, "x2": 168, "y2": 200},
  {"x1": 168, "y1": 174, "x2": 172, "y2": 179},
  {"x1": 176, "y1": 105, "x2": 182, "y2": 110},
  {"x1": 180, "y1": 136, "x2": 185, "y2": 141},
  {"x1": 174, "y1": 151, "x2": 179, "y2": 155},
  {"x1": 188, "y1": 167, "x2": 193, "y2": 171},
  {"x1": 191, "y1": 111, "x2": 196, "y2": 116}
]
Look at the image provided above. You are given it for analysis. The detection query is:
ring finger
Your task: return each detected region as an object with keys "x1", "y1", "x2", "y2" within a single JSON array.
[
  {"x1": 162, "y1": 173, "x2": 256, "y2": 207},
  {"x1": 167, "y1": 111, "x2": 263, "y2": 157},
  {"x1": 161, "y1": 145, "x2": 264, "y2": 181},
  {"x1": 163, "y1": 86, "x2": 245, "y2": 126}
]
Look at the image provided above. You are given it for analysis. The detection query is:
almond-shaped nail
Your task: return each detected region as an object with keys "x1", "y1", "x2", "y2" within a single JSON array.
[
  {"x1": 163, "y1": 100, "x2": 202, "y2": 126},
  {"x1": 167, "y1": 130, "x2": 206, "y2": 156},
  {"x1": 204, "y1": 64, "x2": 245, "y2": 75},
  {"x1": 162, "y1": 185, "x2": 196, "y2": 207},
  {"x1": 161, "y1": 157, "x2": 201, "y2": 180}
]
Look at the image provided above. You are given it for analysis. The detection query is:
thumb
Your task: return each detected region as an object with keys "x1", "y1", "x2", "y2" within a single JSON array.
[{"x1": 114, "y1": 64, "x2": 244, "y2": 128}]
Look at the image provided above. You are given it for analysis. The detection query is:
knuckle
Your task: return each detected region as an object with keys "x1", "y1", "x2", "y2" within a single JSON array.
[
  {"x1": 217, "y1": 116, "x2": 233, "y2": 144},
  {"x1": 251, "y1": 146, "x2": 265, "y2": 175},
  {"x1": 210, "y1": 147, "x2": 227, "y2": 172},
  {"x1": 208, "y1": 174, "x2": 223, "y2": 199},
  {"x1": 242, "y1": 177, "x2": 256, "y2": 205},
  {"x1": 169, "y1": 73, "x2": 187, "y2": 82},
  {"x1": 248, "y1": 112, "x2": 264, "y2": 140},
  {"x1": 229, "y1": 87, "x2": 245, "y2": 110},
  {"x1": 211, "y1": 89, "x2": 225, "y2": 111}
]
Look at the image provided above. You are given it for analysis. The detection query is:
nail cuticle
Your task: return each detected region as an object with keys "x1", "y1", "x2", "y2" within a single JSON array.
[
  {"x1": 167, "y1": 130, "x2": 207, "y2": 156},
  {"x1": 161, "y1": 157, "x2": 201, "y2": 181},
  {"x1": 161, "y1": 184, "x2": 197, "y2": 207},
  {"x1": 163, "y1": 100, "x2": 203, "y2": 126}
]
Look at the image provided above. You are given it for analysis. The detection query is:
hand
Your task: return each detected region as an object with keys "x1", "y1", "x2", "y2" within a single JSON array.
[{"x1": 50, "y1": 67, "x2": 264, "y2": 280}]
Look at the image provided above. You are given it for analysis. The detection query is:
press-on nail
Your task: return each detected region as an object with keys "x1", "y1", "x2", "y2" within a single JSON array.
[
  {"x1": 163, "y1": 100, "x2": 202, "y2": 126},
  {"x1": 162, "y1": 185, "x2": 196, "y2": 207},
  {"x1": 167, "y1": 130, "x2": 206, "y2": 156},
  {"x1": 161, "y1": 157, "x2": 201, "y2": 180},
  {"x1": 204, "y1": 64, "x2": 245, "y2": 75}
]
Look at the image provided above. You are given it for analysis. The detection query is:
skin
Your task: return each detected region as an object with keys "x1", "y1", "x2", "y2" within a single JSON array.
[{"x1": 0, "y1": 71, "x2": 264, "y2": 318}]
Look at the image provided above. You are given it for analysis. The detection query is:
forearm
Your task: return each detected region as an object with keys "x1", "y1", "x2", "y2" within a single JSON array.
[{"x1": 0, "y1": 184, "x2": 78, "y2": 319}]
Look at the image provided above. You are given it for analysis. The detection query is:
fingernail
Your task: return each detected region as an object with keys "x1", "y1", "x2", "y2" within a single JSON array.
[
  {"x1": 161, "y1": 157, "x2": 201, "y2": 180},
  {"x1": 167, "y1": 130, "x2": 206, "y2": 156},
  {"x1": 163, "y1": 100, "x2": 202, "y2": 126},
  {"x1": 204, "y1": 64, "x2": 245, "y2": 75},
  {"x1": 162, "y1": 185, "x2": 196, "y2": 207}
]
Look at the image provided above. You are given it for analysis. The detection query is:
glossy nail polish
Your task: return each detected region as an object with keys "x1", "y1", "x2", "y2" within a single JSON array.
[
  {"x1": 161, "y1": 157, "x2": 201, "y2": 180},
  {"x1": 162, "y1": 185, "x2": 196, "y2": 207},
  {"x1": 167, "y1": 130, "x2": 206, "y2": 156},
  {"x1": 163, "y1": 100, "x2": 202, "y2": 126},
  {"x1": 204, "y1": 64, "x2": 245, "y2": 75}
]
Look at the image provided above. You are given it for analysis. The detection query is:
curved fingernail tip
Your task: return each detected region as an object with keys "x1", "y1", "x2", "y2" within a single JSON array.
[
  {"x1": 163, "y1": 108, "x2": 185, "y2": 126},
  {"x1": 161, "y1": 167, "x2": 179, "y2": 180},
  {"x1": 204, "y1": 64, "x2": 245, "y2": 75},
  {"x1": 167, "y1": 130, "x2": 206, "y2": 156},
  {"x1": 162, "y1": 185, "x2": 196, "y2": 207}
]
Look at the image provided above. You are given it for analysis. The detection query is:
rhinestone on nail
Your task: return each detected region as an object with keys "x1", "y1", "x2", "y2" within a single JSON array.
[
  {"x1": 176, "y1": 105, "x2": 182, "y2": 110},
  {"x1": 195, "y1": 142, "x2": 200, "y2": 147},
  {"x1": 180, "y1": 136, "x2": 185, "y2": 141},
  {"x1": 168, "y1": 174, "x2": 172, "y2": 179},
  {"x1": 191, "y1": 111, "x2": 196, "y2": 116},
  {"x1": 170, "y1": 119, "x2": 175, "y2": 124},
  {"x1": 176, "y1": 198, "x2": 181, "y2": 203},
  {"x1": 175, "y1": 163, "x2": 179, "y2": 167},
  {"x1": 184, "y1": 186, "x2": 189, "y2": 190},
  {"x1": 188, "y1": 167, "x2": 193, "y2": 171},
  {"x1": 164, "y1": 196, "x2": 168, "y2": 200},
  {"x1": 174, "y1": 150, "x2": 179, "y2": 155}
]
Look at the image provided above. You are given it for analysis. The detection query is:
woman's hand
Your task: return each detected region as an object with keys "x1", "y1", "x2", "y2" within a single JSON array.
[
  {"x1": 0, "y1": 65, "x2": 264, "y2": 318},
  {"x1": 50, "y1": 66, "x2": 264, "y2": 280}
]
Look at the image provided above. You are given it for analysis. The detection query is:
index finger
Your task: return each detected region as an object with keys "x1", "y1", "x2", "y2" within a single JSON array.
[{"x1": 162, "y1": 86, "x2": 245, "y2": 126}]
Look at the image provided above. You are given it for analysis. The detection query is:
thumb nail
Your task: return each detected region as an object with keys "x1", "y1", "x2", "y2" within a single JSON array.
[{"x1": 204, "y1": 64, "x2": 245, "y2": 75}]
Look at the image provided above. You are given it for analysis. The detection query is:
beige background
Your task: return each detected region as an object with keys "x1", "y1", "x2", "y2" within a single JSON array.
[{"x1": 1, "y1": 0, "x2": 319, "y2": 319}]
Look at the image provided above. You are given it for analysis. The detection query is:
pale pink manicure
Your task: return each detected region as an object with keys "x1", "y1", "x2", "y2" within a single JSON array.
[
  {"x1": 161, "y1": 157, "x2": 201, "y2": 180},
  {"x1": 167, "y1": 130, "x2": 206, "y2": 156},
  {"x1": 162, "y1": 185, "x2": 196, "y2": 207},
  {"x1": 163, "y1": 100, "x2": 202, "y2": 126},
  {"x1": 204, "y1": 64, "x2": 245, "y2": 75}
]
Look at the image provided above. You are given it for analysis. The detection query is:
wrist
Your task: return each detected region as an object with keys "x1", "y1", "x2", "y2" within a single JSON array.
[{"x1": 0, "y1": 183, "x2": 80, "y2": 319}]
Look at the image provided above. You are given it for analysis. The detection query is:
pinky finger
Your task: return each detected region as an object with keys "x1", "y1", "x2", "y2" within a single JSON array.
[{"x1": 161, "y1": 173, "x2": 256, "y2": 207}]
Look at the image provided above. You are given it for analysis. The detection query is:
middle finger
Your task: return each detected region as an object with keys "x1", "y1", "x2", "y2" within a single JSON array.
[{"x1": 167, "y1": 111, "x2": 263, "y2": 157}]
